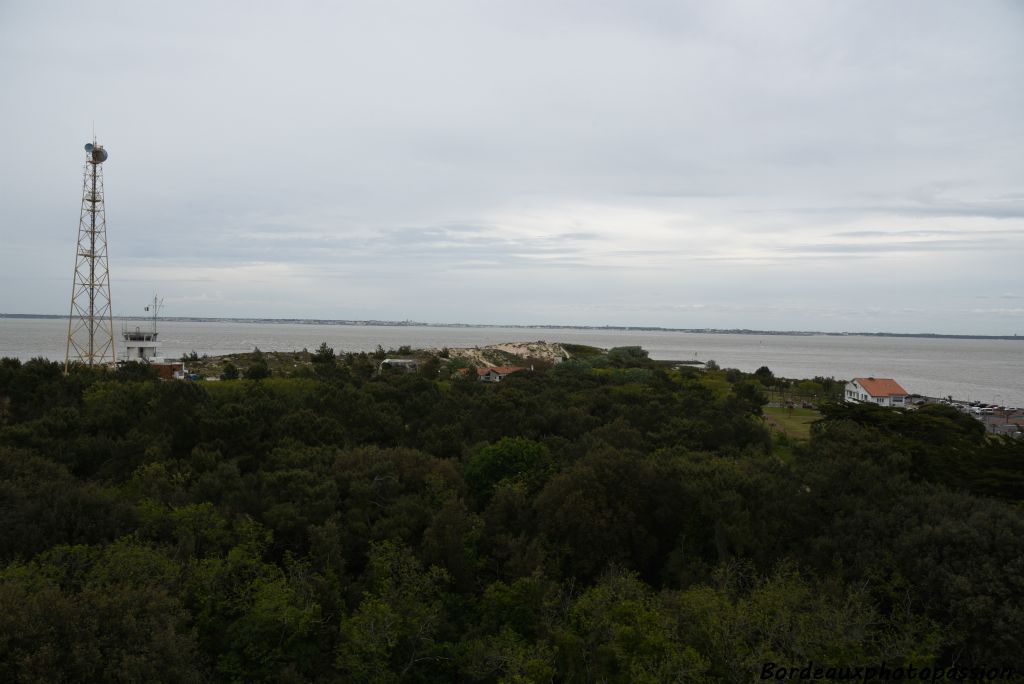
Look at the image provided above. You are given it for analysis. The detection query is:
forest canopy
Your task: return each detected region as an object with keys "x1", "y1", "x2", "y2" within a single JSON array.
[{"x1": 0, "y1": 348, "x2": 1022, "y2": 682}]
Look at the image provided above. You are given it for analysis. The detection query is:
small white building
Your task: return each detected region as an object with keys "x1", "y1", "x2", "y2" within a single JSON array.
[
  {"x1": 121, "y1": 296, "x2": 165, "y2": 364},
  {"x1": 379, "y1": 358, "x2": 418, "y2": 374},
  {"x1": 122, "y1": 326, "x2": 162, "y2": 363},
  {"x1": 844, "y1": 377, "x2": 909, "y2": 407}
]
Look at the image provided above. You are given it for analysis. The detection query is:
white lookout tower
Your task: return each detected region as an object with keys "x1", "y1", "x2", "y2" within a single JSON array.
[{"x1": 122, "y1": 295, "x2": 165, "y2": 363}]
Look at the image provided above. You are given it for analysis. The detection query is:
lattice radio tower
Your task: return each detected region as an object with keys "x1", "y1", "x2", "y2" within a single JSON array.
[{"x1": 65, "y1": 139, "x2": 115, "y2": 372}]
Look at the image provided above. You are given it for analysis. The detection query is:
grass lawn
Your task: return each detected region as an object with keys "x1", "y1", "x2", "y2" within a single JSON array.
[{"x1": 763, "y1": 406, "x2": 820, "y2": 440}]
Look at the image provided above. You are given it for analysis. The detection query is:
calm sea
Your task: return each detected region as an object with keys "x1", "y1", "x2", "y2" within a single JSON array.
[{"x1": 2, "y1": 317, "x2": 1022, "y2": 406}]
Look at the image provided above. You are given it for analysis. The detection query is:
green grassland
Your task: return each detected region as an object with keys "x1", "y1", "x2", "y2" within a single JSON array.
[{"x1": 763, "y1": 405, "x2": 821, "y2": 440}]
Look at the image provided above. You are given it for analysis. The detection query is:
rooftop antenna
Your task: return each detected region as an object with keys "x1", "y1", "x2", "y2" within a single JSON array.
[
  {"x1": 144, "y1": 294, "x2": 164, "y2": 334},
  {"x1": 65, "y1": 135, "x2": 115, "y2": 372}
]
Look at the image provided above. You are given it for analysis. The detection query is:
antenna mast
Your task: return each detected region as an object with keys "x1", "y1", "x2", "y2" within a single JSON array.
[
  {"x1": 65, "y1": 138, "x2": 115, "y2": 372},
  {"x1": 146, "y1": 294, "x2": 164, "y2": 333}
]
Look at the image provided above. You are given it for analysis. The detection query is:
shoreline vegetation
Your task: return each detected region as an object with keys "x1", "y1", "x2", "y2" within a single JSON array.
[
  {"x1": 2, "y1": 312, "x2": 1021, "y2": 340},
  {"x1": 2, "y1": 342, "x2": 1023, "y2": 680},
  {"x1": 180, "y1": 341, "x2": 585, "y2": 379}
]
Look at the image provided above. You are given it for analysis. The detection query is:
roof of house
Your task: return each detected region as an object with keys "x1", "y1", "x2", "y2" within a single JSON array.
[
  {"x1": 477, "y1": 366, "x2": 527, "y2": 376},
  {"x1": 853, "y1": 377, "x2": 908, "y2": 397}
]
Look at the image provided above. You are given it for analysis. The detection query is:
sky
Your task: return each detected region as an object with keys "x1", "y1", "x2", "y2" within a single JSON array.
[{"x1": 1, "y1": 1, "x2": 1022, "y2": 334}]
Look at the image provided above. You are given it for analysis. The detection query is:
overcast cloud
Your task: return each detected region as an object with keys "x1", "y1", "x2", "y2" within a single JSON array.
[{"x1": 1, "y1": 0, "x2": 1022, "y2": 333}]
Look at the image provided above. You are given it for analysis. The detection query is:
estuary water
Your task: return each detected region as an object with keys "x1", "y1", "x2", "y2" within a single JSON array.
[{"x1": 2, "y1": 317, "x2": 1022, "y2": 406}]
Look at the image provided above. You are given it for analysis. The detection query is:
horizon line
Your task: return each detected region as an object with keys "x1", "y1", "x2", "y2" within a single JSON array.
[{"x1": 1, "y1": 312, "x2": 1020, "y2": 341}]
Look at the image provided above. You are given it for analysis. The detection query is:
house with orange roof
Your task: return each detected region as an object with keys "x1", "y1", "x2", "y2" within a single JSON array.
[
  {"x1": 454, "y1": 365, "x2": 530, "y2": 382},
  {"x1": 478, "y1": 366, "x2": 527, "y2": 383},
  {"x1": 844, "y1": 377, "x2": 909, "y2": 407}
]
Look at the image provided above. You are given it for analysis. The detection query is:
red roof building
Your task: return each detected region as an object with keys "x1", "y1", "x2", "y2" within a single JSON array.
[
  {"x1": 454, "y1": 366, "x2": 529, "y2": 382},
  {"x1": 477, "y1": 366, "x2": 527, "y2": 382},
  {"x1": 844, "y1": 377, "x2": 909, "y2": 407}
]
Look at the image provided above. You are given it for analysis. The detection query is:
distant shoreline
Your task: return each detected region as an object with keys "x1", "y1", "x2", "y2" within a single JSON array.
[{"x1": 3, "y1": 313, "x2": 1020, "y2": 341}]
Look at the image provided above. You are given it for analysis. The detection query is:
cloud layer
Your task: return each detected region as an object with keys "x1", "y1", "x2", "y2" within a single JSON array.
[{"x1": 1, "y1": 1, "x2": 1022, "y2": 333}]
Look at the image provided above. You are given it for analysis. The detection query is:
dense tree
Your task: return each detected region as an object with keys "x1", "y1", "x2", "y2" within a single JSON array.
[
  {"x1": 0, "y1": 447, "x2": 136, "y2": 561},
  {"x1": 670, "y1": 562, "x2": 940, "y2": 679},
  {"x1": 312, "y1": 342, "x2": 336, "y2": 364},
  {"x1": 607, "y1": 346, "x2": 652, "y2": 368},
  {"x1": 0, "y1": 345, "x2": 1020, "y2": 679},
  {"x1": 0, "y1": 541, "x2": 203, "y2": 683},
  {"x1": 753, "y1": 365, "x2": 774, "y2": 386},
  {"x1": 552, "y1": 569, "x2": 711, "y2": 683},
  {"x1": 464, "y1": 436, "x2": 551, "y2": 506},
  {"x1": 220, "y1": 361, "x2": 239, "y2": 380},
  {"x1": 244, "y1": 359, "x2": 271, "y2": 380},
  {"x1": 337, "y1": 541, "x2": 452, "y2": 683},
  {"x1": 535, "y1": 448, "x2": 689, "y2": 583}
]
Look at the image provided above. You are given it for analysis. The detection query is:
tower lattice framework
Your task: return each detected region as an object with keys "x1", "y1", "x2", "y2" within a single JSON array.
[{"x1": 65, "y1": 140, "x2": 115, "y2": 371}]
